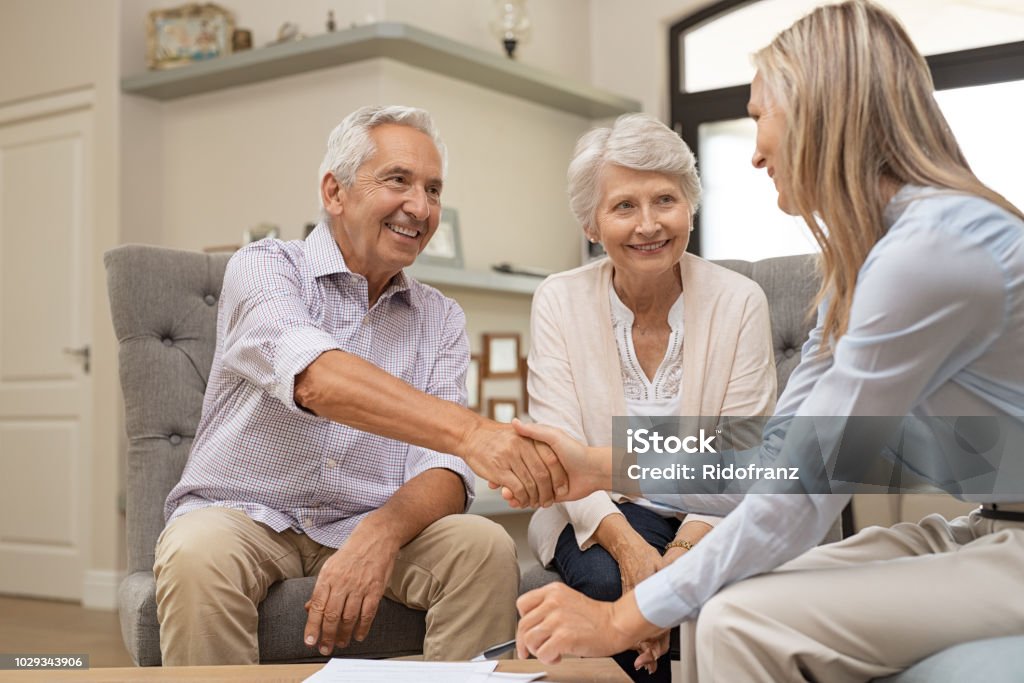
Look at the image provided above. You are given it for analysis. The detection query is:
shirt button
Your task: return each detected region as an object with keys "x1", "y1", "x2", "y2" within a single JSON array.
[
  {"x1": 303, "y1": 516, "x2": 313, "y2": 526},
  {"x1": 326, "y1": 459, "x2": 337, "y2": 469}
]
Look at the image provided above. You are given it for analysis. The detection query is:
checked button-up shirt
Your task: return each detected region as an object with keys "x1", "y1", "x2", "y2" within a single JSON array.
[{"x1": 165, "y1": 223, "x2": 475, "y2": 548}]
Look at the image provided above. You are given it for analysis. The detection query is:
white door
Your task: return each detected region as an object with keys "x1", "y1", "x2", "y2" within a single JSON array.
[{"x1": 0, "y1": 96, "x2": 93, "y2": 600}]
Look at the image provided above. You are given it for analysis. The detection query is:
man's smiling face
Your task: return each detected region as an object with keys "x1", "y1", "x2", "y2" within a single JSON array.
[{"x1": 328, "y1": 123, "x2": 443, "y2": 285}]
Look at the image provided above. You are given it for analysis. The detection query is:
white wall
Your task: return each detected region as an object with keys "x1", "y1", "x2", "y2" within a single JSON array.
[
  {"x1": 119, "y1": 1, "x2": 596, "y2": 352},
  {"x1": 0, "y1": 0, "x2": 125, "y2": 603}
]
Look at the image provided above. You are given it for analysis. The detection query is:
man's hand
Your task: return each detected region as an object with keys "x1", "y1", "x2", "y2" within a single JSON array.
[
  {"x1": 516, "y1": 583, "x2": 661, "y2": 664},
  {"x1": 458, "y1": 419, "x2": 568, "y2": 508},
  {"x1": 500, "y1": 420, "x2": 611, "y2": 507},
  {"x1": 303, "y1": 525, "x2": 399, "y2": 655}
]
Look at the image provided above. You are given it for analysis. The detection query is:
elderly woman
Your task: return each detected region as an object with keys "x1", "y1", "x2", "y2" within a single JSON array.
[
  {"x1": 513, "y1": 2, "x2": 1024, "y2": 681},
  {"x1": 525, "y1": 113, "x2": 777, "y2": 681}
]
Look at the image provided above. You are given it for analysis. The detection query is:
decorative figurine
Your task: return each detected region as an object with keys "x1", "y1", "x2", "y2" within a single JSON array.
[{"x1": 327, "y1": 10, "x2": 336, "y2": 32}]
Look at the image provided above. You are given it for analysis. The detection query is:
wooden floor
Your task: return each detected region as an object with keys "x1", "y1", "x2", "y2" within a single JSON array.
[{"x1": 0, "y1": 596, "x2": 133, "y2": 667}]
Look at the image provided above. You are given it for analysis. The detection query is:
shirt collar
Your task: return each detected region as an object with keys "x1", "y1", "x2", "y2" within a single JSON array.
[
  {"x1": 884, "y1": 183, "x2": 930, "y2": 230},
  {"x1": 305, "y1": 222, "x2": 412, "y2": 301}
]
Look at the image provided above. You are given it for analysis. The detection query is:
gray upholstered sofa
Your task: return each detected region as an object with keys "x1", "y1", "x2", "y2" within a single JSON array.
[{"x1": 106, "y1": 245, "x2": 1023, "y2": 678}]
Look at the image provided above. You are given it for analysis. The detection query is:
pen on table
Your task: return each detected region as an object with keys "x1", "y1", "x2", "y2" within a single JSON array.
[{"x1": 471, "y1": 639, "x2": 517, "y2": 661}]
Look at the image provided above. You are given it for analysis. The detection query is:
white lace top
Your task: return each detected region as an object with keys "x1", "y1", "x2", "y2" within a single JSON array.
[
  {"x1": 608, "y1": 284, "x2": 685, "y2": 417},
  {"x1": 608, "y1": 284, "x2": 687, "y2": 519}
]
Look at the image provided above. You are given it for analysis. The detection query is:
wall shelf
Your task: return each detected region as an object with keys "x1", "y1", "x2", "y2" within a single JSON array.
[
  {"x1": 406, "y1": 263, "x2": 542, "y2": 295},
  {"x1": 121, "y1": 22, "x2": 640, "y2": 118}
]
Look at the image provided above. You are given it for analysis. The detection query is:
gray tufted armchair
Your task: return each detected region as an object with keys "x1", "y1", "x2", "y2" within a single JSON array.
[{"x1": 104, "y1": 244, "x2": 427, "y2": 665}]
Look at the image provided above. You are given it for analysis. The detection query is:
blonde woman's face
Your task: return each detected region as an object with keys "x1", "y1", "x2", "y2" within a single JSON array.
[
  {"x1": 748, "y1": 73, "x2": 794, "y2": 216},
  {"x1": 591, "y1": 164, "x2": 692, "y2": 279}
]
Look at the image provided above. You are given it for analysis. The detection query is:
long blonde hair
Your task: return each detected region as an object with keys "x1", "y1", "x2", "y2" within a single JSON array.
[{"x1": 753, "y1": 0, "x2": 1023, "y2": 349}]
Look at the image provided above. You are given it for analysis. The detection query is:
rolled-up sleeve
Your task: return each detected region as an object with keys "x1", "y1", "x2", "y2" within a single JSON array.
[{"x1": 219, "y1": 242, "x2": 342, "y2": 411}]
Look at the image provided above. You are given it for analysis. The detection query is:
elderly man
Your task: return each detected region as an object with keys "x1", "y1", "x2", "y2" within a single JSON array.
[{"x1": 153, "y1": 105, "x2": 566, "y2": 665}]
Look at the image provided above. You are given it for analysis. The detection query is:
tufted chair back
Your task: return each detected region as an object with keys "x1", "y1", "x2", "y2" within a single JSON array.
[
  {"x1": 713, "y1": 254, "x2": 819, "y2": 395},
  {"x1": 106, "y1": 245, "x2": 231, "y2": 575}
]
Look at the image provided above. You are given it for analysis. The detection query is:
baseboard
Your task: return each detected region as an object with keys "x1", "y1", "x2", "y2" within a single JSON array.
[{"x1": 82, "y1": 569, "x2": 124, "y2": 611}]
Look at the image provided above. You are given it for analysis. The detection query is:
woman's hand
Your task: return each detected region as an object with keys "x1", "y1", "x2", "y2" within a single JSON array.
[
  {"x1": 613, "y1": 536, "x2": 663, "y2": 595},
  {"x1": 516, "y1": 583, "x2": 660, "y2": 663},
  {"x1": 634, "y1": 630, "x2": 671, "y2": 675},
  {"x1": 593, "y1": 513, "x2": 663, "y2": 595}
]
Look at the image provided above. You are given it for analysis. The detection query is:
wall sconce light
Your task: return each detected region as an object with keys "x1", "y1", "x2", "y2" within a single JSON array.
[{"x1": 490, "y1": 0, "x2": 531, "y2": 59}]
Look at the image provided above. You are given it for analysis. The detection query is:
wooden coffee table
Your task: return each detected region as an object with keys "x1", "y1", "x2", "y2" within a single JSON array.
[{"x1": 0, "y1": 658, "x2": 630, "y2": 682}]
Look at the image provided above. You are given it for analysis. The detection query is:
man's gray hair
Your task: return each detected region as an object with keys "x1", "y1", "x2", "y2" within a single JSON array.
[
  {"x1": 567, "y1": 113, "x2": 701, "y2": 236},
  {"x1": 317, "y1": 105, "x2": 448, "y2": 222}
]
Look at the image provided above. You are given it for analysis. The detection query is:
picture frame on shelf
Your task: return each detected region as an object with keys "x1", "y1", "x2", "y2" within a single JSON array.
[
  {"x1": 146, "y1": 3, "x2": 235, "y2": 70},
  {"x1": 482, "y1": 333, "x2": 521, "y2": 379},
  {"x1": 467, "y1": 354, "x2": 482, "y2": 412},
  {"x1": 488, "y1": 398, "x2": 519, "y2": 424},
  {"x1": 418, "y1": 207, "x2": 463, "y2": 268}
]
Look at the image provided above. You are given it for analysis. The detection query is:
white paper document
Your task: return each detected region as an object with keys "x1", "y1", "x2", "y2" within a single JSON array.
[{"x1": 302, "y1": 658, "x2": 546, "y2": 683}]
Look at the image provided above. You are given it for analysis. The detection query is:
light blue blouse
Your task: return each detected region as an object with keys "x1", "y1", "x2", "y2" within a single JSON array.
[{"x1": 634, "y1": 184, "x2": 1024, "y2": 628}]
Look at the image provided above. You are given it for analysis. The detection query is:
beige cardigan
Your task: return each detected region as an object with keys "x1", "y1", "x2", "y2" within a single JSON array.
[{"x1": 526, "y1": 254, "x2": 778, "y2": 567}]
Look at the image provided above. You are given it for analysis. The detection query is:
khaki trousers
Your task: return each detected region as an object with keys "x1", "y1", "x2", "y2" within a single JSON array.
[
  {"x1": 680, "y1": 510, "x2": 1024, "y2": 683},
  {"x1": 153, "y1": 507, "x2": 519, "y2": 665}
]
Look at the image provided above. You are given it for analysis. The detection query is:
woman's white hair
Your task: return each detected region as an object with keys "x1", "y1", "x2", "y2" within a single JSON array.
[
  {"x1": 317, "y1": 105, "x2": 448, "y2": 222},
  {"x1": 567, "y1": 113, "x2": 701, "y2": 237}
]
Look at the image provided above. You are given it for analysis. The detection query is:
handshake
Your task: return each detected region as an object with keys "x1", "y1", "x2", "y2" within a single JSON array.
[{"x1": 456, "y1": 418, "x2": 612, "y2": 509}]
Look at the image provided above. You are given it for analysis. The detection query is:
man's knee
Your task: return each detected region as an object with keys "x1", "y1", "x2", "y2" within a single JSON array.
[
  {"x1": 154, "y1": 508, "x2": 254, "y2": 594},
  {"x1": 459, "y1": 514, "x2": 518, "y2": 562},
  {"x1": 437, "y1": 515, "x2": 518, "y2": 581}
]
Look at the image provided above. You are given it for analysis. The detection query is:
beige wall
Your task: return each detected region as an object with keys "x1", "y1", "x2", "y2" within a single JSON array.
[
  {"x1": 0, "y1": 0, "x2": 125, "y2": 602},
  {"x1": 589, "y1": 0, "x2": 713, "y2": 118},
  {"x1": 119, "y1": 2, "x2": 595, "y2": 352}
]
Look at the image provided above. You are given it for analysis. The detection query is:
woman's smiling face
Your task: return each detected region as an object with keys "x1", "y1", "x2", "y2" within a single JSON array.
[{"x1": 591, "y1": 163, "x2": 692, "y2": 280}]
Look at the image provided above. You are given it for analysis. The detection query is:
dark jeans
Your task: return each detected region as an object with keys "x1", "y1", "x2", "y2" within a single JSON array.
[{"x1": 552, "y1": 502, "x2": 681, "y2": 683}]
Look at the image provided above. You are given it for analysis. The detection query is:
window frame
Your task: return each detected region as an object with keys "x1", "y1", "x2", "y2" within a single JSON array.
[{"x1": 669, "y1": 0, "x2": 1024, "y2": 254}]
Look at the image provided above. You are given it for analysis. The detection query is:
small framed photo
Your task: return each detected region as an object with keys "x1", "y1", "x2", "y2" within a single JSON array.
[
  {"x1": 488, "y1": 398, "x2": 519, "y2": 424},
  {"x1": 466, "y1": 354, "x2": 482, "y2": 412},
  {"x1": 482, "y1": 333, "x2": 521, "y2": 379},
  {"x1": 147, "y1": 3, "x2": 235, "y2": 70},
  {"x1": 419, "y1": 207, "x2": 464, "y2": 268}
]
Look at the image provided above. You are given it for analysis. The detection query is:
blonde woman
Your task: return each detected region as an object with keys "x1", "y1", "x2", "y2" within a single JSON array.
[
  {"x1": 525, "y1": 113, "x2": 777, "y2": 681},
  {"x1": 511, "y1": 2, "x2": 1024, "y2": 681}
]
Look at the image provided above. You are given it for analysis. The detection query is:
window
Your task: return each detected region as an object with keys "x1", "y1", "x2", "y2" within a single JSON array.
[{"x1": 671, "y1": 0, "x2": 1024, "y2": 259}]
